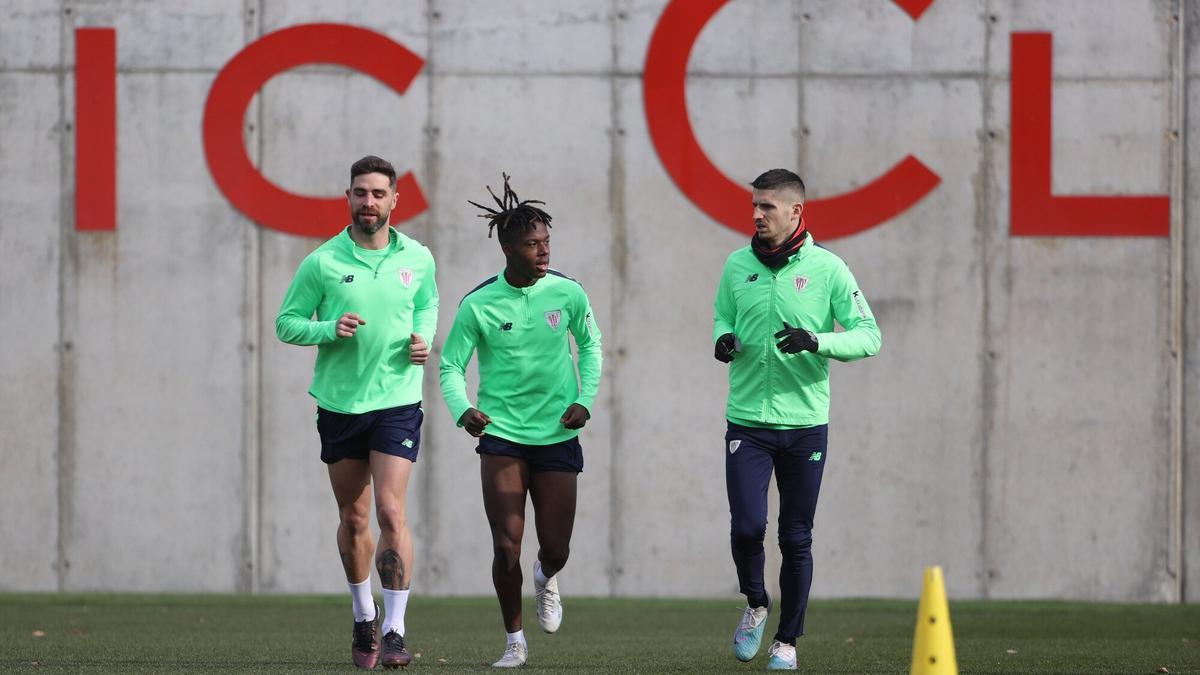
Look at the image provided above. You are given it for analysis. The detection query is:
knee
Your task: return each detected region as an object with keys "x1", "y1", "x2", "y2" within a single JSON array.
[
  {"x1": 730, "y1": 521, "x2": 767, "y2": 550},
  {"x1": 492, "y1": 534, "x2": 522, "y2": 570},
  {"x1": 375, "y1": 502, "x2": 407, "y2": 535},
  {"x1": 339, "y1": 504, "x2": 371, "y2": 537},
  {"x1": 778, "y1": 527, "x2": 812, "y2": 556}
]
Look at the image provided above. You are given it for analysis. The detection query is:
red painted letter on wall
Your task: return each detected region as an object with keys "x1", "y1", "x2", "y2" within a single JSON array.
[
  {"x1": 643, "y1": 0, "x2": 941, "y2": 240},
  {"x1": 1010, "y1": 32, "x2": 1169, "y2": 237},
  {"x1": 75, "y1": 28, "x2": 117, "y2": 232},
  {"x1": 203, "y1": 24, "x2": 426, "y2": 238}
]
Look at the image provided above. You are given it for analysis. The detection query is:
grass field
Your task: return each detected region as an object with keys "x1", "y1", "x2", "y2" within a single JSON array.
[{"x1": 1, "y1": 594, "x2": 1197, "y2": 673}]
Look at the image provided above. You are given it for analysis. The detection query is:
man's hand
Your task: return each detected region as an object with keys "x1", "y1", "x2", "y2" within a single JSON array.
[
  {"x1": 409, "y1": 333, "x2": 429, "y2": 365},
  {"x1": 714, "y1": 332, "x2": 739, "y2": 363},
  {"x1": 560, "y1": 403, "x2": 590, "y2": 430},
  {"x1": 774, "y1": 322, "x2": 818, "y2": 354},
  {"x1": 336, "y1": 313, "x2": 365, "y2": 338},
  {"x1": 458, "y1": 408, "x2": 492, "y2": 437}
]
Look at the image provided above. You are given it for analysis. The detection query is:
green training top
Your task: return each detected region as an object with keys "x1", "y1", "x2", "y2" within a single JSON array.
[
  {"x1": 713, "y1": 237, "x2": 881, "y2": 428},
  {"x1": 439, "y1": 269, "x2": 603, "y2": 445},
  {"x1": 275, "y1": 226, "x2": 438, "y2": 414}
]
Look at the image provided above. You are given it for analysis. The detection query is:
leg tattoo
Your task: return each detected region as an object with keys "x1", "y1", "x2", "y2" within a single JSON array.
[{"x1": 379, "y1": 549, "x2": 405, "y2": 589}]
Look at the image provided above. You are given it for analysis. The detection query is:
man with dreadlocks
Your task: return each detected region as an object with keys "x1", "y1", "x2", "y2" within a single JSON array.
[
  {"x1": 714, "y1": 169, "x2": 880, "y2": 670},
  {"x1": 439, "y1": 174, "x2": 602, "y2": 669}
]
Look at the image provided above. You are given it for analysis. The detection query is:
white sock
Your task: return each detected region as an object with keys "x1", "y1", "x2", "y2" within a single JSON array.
[
  {"x1": 507, "y1": 629, "x2": 526, "y2": 646},
  {"x1": 349, "y1": 578, "x2": 375, "y2": 622},
  {"x1": 534, "y1": 561, "x2": 550, "y2": 586},
  {"x1": 382, "y1": 589, "x2": 409, "y2": 636}
]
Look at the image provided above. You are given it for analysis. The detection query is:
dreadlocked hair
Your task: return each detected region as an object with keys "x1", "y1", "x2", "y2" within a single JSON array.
[{"x1": 467, "y1": 173, "x2": 552, "y2": 243}]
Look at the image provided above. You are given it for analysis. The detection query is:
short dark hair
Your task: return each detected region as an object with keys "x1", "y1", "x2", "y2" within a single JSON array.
[
  {"x1": 350, "y1": 155, "x2": 397, "y2": 187},
  {"x1": 750, "y1": 169, "x2": 805, "y2": 200},
  {"x1": 468, "y1": 173, "x2": 552, "y2": 245}
]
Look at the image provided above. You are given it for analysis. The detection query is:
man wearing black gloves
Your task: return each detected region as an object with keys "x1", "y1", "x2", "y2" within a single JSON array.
[{"x1": 712, "y1": 169, "x2": 881, "y2": 670}]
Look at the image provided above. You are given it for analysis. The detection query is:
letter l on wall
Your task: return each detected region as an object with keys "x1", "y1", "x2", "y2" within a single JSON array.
[{"x1": 1009, "y1": 32, "x2": 1169, "y2": 237}]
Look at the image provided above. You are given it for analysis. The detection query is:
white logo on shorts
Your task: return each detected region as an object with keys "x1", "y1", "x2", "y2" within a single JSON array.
[{"x1": 728, "y1": 440, "x2": 741, "y2": 454}]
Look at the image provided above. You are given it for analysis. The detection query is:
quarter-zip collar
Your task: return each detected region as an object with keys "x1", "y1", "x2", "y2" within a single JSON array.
[
  {"x1": 498, "y1": 268, "x2": 541, "y2": 296},
  {"x1": 341, "y1": 226, "x2": 403, "y2": 279},
  {"x1": 753, "y1": 233, "x2": 813, "y2": 276},
  {"x1": 342, "y1": 225, "x2": 402, "y2": 265}
]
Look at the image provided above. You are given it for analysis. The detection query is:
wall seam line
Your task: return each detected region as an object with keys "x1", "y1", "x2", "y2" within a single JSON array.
[
  {"x1": 1168, "y1": 0, "x2": 1188, "y2": 603},
  {"x1": 55, "y1": 0, "x2": 72, "y2": 593},
  {"x1": 607, "y1": 0, "x2": 624, "y2": 599},
  {"x1": 979, "y1": 0, "x2": 997, "y2": 601}
]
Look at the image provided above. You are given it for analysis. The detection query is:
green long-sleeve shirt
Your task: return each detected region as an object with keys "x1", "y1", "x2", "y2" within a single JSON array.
[
  {"x1": 713, "y1": 237, "x2": 881, "y2": 428},
  {"x1": 440, "y1": 270, "x2": 602, "y2": 445},
  {"x1": 276, "y1": 226, "x2": 438, "y2": 414}
]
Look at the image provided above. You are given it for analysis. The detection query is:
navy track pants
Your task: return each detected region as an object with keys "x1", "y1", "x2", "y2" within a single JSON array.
[{"x1": 725, "y1": 422, "x2": 828, "y2": 642}]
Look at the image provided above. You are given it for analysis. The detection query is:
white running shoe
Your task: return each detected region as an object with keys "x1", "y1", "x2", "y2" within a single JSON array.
[
  {"x1": 491, "y1": 641, "x2": 528, "y2": 668},
  {"x1": 533, "y1": 561, "x2": 562, "y2": 633},
  {"x1": 766, "y1": 640, "x2": 797, "y2": 670}
]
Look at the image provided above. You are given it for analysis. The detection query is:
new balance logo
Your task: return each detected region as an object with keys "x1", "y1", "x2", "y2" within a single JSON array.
[
  {"x1": 809, "y1": 451, "x2": 822, "y2": 462},
  {"x1": 499, "y1": 322, "x2": 513, "y2": 331},
  {"x1": 745, "y1": 273, "x2": 759, "y2": 283},
  {"x1": 341, "y1": 275, "x2": 355, "y2": 284},
  {"x1": 401, "y1": 439, "x2": 414, "y2": 449}
]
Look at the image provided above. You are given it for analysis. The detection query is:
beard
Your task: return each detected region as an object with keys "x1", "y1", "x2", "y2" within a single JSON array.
[{"x1": 352, "y1": 209, "x2": 389, "y2": 235}]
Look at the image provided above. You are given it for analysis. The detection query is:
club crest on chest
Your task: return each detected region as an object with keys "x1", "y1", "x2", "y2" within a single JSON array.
[
  {"x1": 398, "y1": 268, "x2": 414, "y2": 287},
  {"x1": 545, "y1": 310, "x2": 562, "y2": 330},
  {"x1": 794, "y1": 276, "x2": 809, "y2": 292}
]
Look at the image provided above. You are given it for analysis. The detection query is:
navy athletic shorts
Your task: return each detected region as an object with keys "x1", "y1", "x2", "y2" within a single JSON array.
[
  {"x1": 476, "y1": 434, "x2": 583, "y2": 474},
  {"x1": 316, "y1": 402, "x2": 423, "y2": 464}
]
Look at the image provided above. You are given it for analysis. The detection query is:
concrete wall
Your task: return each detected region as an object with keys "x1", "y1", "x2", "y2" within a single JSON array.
[{"x1": 0, "y1": 0, "x2": 1194, "y2": 602}]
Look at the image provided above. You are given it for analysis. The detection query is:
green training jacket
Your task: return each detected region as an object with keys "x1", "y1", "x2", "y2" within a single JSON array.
[
  {"x1": 275, "y1": 226, "x2": 438, "y2": 414},
  {"x1": 439, "y1": 270, "x2": 602, "y2": 445},
  {"x1": 713, "y1": 237, "x2": 881, "y2": 428}
]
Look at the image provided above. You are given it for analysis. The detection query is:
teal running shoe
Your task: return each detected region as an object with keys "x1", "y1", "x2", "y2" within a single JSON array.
[
  {"x1": 732, "y1": 597, "x2": 770, "y2": 662},
  {"x1": 766, "y1": 640, "x2": 797, "y2": 670}
]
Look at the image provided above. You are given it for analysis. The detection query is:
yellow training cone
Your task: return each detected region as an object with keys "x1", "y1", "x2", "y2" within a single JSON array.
[{"x1": 910, "y1": 566, "x2": 958, "y2": 675}]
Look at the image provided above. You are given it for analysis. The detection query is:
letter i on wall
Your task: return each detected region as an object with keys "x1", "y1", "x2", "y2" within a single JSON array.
[{"x1": 75, "y1": 28, "x2": 117, "y2": 232}]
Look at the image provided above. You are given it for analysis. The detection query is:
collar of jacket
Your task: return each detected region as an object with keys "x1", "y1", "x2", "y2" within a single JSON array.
[{"x1": 340, "y1": 225, "x2": 402, "y2": 264}]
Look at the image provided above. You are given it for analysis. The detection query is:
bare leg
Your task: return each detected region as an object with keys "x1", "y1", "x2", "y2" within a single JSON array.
[
  {"x1": 529, "y1": 471, "x2": 577, "y2": 577},
  {"x1": 370, "y1": 451, "x2": 415, "y2": 590},
  {"x1": 481, "y1": 455, "x2": 530, "y2": 633},
  {"x1": 327, "y1": 459, "x2": 375, "y2": 583}
]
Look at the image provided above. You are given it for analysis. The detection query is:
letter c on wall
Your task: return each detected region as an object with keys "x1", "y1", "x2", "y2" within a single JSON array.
[
  {"x1": 643, "y1": 0, "x2": 941, "y2": 239},
  {"x1": 203, "y1": 24, "x2": 426, "y2": 237}
]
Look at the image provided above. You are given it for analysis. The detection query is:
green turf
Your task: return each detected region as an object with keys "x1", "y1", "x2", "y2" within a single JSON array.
[{"x1": 1, "y1": 594, "x2": 1196, "y2": 673}]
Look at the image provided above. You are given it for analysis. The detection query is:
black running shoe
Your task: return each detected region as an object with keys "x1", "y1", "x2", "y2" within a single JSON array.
[
  {"x1": 381, "y1": 630, "x2": 412, "y2": 669},
  {"x1": 351, "y1": 604, "x2": 380, "y2": 669}
]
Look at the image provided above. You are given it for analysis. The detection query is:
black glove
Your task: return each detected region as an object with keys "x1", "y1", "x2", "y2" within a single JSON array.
[
  {"x1": 774, "y1": 322, "x2": 818, "y2": 354},
  {"x1": 714, "y1": 333, "x2": 740, "y2": 363}
]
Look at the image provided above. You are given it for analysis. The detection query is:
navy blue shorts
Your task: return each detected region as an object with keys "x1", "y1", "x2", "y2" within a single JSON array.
[
  {"x1": 316, "y1": 402, "x2": 423, "y2": 464},
  {"x1": 476, "y1": 434, "x2": 583, "y2": 474}
]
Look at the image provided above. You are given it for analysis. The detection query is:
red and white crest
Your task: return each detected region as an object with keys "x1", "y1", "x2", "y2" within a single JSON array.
[
  {"x1": 794, "y1": 275, "x2": 809, "y2": 291},
  {"x1": 398, "y1": 268, "x2": 414, "y2": 287},
  {"x1": 545, "y1": 310, "x2": 562, "y2": 330}
]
